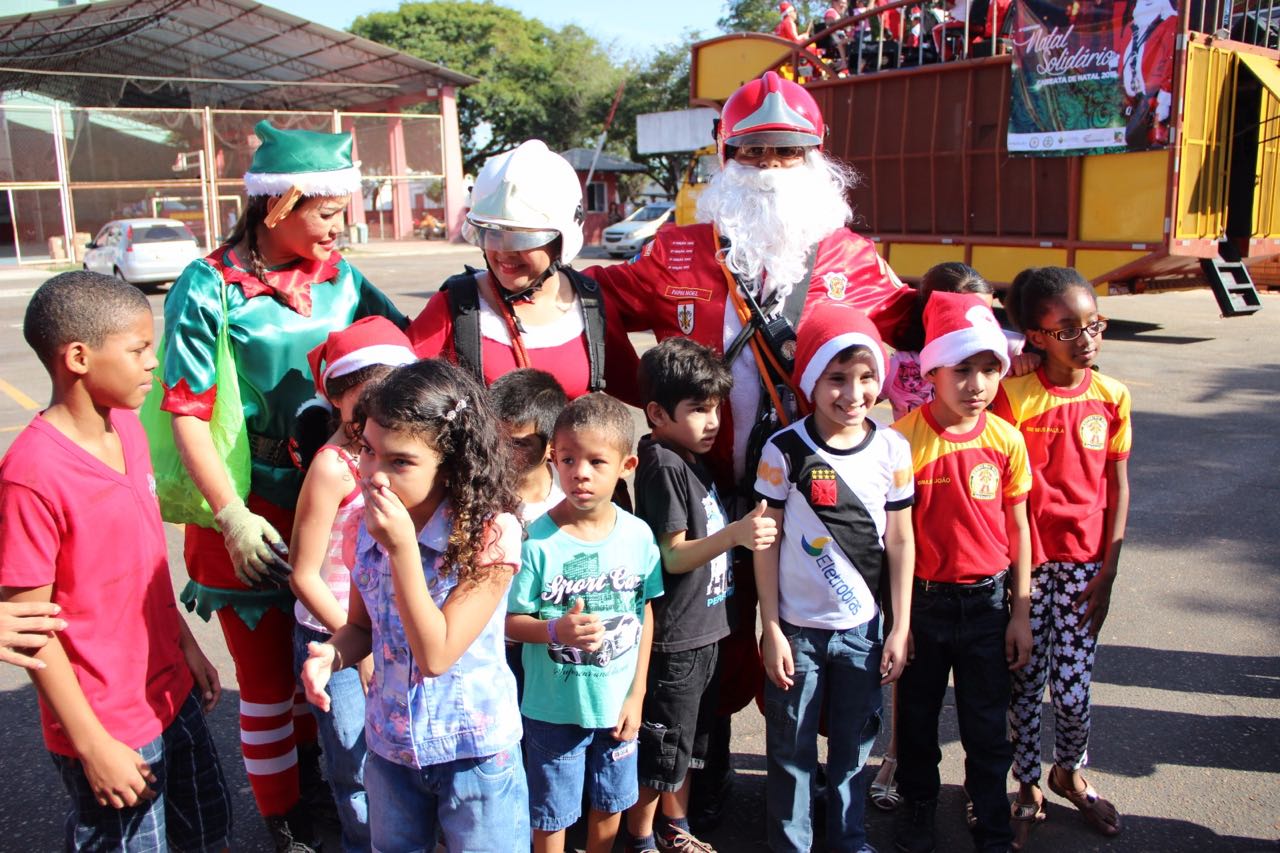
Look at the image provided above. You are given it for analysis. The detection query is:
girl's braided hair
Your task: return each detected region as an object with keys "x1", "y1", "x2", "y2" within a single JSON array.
[
  {"x1": 1004, "y1": 266, "x2": 1093, "y2": 333},
  {"x1": 355, "y1": 359, "x2": 520, "y2": 587}
]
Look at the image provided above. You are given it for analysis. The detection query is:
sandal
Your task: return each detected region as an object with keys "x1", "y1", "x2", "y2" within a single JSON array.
[
  {"x1": 1010, "y1": 795, "x2": 1047, "y2": 851},
  {"x1": 1047, "y1": 766, "x2": 1121, "y2": 837},
  {"x1": 869, "y1": 757, "x2": 901, "y2": 811}
]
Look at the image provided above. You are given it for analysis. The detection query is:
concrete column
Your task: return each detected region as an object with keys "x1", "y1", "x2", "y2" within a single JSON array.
[
  {"x1": 439, "y1": 86, "x2": 466, "y2": 241},
  {"x1": 388, "y1": 115, "x2": 412, "y2": 239}
]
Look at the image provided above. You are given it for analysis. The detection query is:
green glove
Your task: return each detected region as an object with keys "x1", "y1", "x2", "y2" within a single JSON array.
[{"x1": 214, "y1": 499, "x2": 292, "y2": 589}]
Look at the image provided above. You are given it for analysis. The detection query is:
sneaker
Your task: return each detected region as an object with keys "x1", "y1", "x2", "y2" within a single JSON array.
[
  {"x1": 658, "y1": 825, "x2": 717, "y2": 852},
  {"x1": 893, "y1": 798, "x2": 937, "y2": 853}
]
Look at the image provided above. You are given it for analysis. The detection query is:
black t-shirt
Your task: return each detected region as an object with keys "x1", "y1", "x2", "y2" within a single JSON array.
[{"x1": 635, "y1": 436, "x2": 734, "y2": 653}]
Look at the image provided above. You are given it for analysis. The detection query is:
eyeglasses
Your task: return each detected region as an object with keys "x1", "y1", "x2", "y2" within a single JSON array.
[
  {"x1": 734, "y1": 145, "x2": 808, "y2": 161},
  {"x1": 1036, "y1": 318, "x2": 1108, "y2": 342}
]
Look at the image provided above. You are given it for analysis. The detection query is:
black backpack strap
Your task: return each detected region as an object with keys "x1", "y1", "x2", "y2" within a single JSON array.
[
  {"x1": 567, "y1": 267, "x2": 607, "y2": 392},
  {"x1": 771, "y1": 426, "x2": 888, "y2": 609},
  {"x1": 442, "y1": 266, "x2": 484, "y2": 382}
]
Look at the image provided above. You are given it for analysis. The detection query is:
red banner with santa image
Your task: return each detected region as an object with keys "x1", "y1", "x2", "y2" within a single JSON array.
[{"x1": 1008, "y1": 0, "x2": 1177, "y2": 155}]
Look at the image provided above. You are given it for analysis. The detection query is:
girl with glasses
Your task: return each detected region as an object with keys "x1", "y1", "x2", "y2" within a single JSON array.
[{"x1": 993, "y1": 267, "x2": 1131, "y2": 849}]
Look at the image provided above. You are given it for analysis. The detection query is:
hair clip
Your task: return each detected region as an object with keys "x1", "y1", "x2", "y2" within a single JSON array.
[{"x1": 444, "y1": 397, "x2": 469, "y2": 422}]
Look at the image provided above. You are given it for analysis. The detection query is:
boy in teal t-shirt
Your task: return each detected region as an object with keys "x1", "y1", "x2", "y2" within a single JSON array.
[{"x1": 507, "y1": 393, "x2": 664, "y2": 853}]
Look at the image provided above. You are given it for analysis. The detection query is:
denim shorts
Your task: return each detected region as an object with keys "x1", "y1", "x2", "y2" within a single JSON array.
[
  {"x1": 365, "y1": 746, "x2": 528, "y2": 852},
  {"x1": 49, "y1": 688, "x2": 232, "y2": 853},
  {"x1": 522, "y1": 716, "x2": 639, "y2": 830},
  {"x1": 637, "y1": 643, "x2": 720, "y2": 792}
]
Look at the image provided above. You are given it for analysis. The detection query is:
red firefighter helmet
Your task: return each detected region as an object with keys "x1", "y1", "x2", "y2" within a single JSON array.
[{"x1": 717, "y1": 71, "x2": 825, "y2": 163}]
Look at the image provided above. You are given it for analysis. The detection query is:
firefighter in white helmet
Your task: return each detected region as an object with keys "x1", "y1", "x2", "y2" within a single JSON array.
[{"x1": 408, "y1": 140, "x2": 639, "y2": 404}]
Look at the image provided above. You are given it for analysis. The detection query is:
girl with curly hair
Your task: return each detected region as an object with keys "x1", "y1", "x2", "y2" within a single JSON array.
[{"x1": 301, "y1": 358, "x2": 528, "y2": 851}]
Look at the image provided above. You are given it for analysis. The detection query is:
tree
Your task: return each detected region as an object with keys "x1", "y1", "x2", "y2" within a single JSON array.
[
  {"x1": 719, "y1": 0, "x2": 831, "y2": 35},
  {"x1": 607, "y1": 41, "x2": 700, "y2": 200},
  {"x1": 350, "y1": 1, "x2": 623, "y2": 175}
]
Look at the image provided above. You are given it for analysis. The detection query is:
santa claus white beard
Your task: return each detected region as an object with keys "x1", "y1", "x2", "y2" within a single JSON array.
[{"x1": 696, "y1": 152, "x2": 856, "y2": 299}]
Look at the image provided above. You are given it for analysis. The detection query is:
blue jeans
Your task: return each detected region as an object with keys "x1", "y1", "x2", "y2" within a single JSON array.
[
  {"x1": 50, "y1": 688, "x2": 232, "y2": 852},
  {"x1": 293, "y1": 623, "x2": 369, "y2": 852},
  {"x1": 364, "y1": 747, "x2": 528, "y2": 852},
  {"x1": 522, "y1": 716, "x2": 640, "y2": 831},
  {"x1": 764, "y1": 616, "x2": 883, "y2": 853},
  {"x1": 896, "y1": 577, "x2": 1014, "y2": 852}
]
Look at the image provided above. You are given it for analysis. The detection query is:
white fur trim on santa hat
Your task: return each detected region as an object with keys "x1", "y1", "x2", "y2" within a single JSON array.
[
  {"x1": 243, "y1": 166, "x2": 362, "y2": 198},
  {"x1": 919, "y1": 304, "x2": 1011, "y2": 376},
  {"x1": 322, "y1": 343, "x2": 416, "y2": 389},
  {"x1": 798, "y1": 331, "x2": 885, "y2": 400}
]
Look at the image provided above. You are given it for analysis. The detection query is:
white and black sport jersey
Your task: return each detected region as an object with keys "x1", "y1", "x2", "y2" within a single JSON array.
[{"x1": 755, "y1": 416, "x2": 914, "y2": 631}]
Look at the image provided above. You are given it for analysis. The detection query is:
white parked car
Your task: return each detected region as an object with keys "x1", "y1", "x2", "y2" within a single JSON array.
[
  {"x1": 601, "y1": 202, "x2": 674, "y2": 259},
  {"x1": 84, "y1": 218, "x2": 201, "y2": 286}
]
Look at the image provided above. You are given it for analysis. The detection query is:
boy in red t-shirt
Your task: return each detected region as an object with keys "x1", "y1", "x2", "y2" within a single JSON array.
[
  {"x1": 890, "y1": 292, "x2": 1033, "y2": 853},
  {"x1": 0, "y1": 271, "x2": 231, "y2": 851}
]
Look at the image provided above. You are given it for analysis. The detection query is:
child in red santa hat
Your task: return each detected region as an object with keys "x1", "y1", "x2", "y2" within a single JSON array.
[
  {"x1": 890, "y1": 291, "x2": 1034, "y2": 853},
  {"x1": 753, "y1": 302, "x2": 915, "y2": 853},
  {"x1": 290, "y1": 316, "x2": 416, "y2": 851}
]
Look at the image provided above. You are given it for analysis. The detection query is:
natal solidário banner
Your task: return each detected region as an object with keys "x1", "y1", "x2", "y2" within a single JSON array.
[{"x1": 1008, "y1": 0, "x2": 1177, "y2": 156}]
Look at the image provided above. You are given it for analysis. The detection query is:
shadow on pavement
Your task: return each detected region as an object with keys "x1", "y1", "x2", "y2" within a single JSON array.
[{"x1": 1096, "y1": 645, "x2": 1280, "y2": 700}]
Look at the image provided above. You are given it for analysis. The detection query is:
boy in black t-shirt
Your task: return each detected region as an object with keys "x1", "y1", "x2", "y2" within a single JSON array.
[{"x1": 625, "y1": 338, "x2": 778, "y2": 853}]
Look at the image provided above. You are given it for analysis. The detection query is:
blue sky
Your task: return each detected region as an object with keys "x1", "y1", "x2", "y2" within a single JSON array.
[{"x1": 267, "y1": 0, "x2": 725, "y2": 59}]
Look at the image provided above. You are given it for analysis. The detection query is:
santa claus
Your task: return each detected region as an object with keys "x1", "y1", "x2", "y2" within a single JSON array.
[
  {"x1": 585, "y1": 70, "x2": 913, "y2": 824},
  {"x1": 1120, "y1": 0, "x2": 1177, "y2": 147}
]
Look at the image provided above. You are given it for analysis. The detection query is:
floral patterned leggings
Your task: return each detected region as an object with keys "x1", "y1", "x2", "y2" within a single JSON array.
[{"x1": 1008, "y1": 560, "x2": 1102, "y2": 784}]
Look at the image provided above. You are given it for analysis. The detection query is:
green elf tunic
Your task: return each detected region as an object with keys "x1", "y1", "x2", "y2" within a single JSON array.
[{"x1": 161, "y1": 247, "x2": 405, "y2": 626}]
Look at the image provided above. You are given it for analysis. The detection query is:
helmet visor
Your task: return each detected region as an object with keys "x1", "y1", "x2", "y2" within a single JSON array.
[{"x1": 463, "y1": 219, "x2": 559, "y2": 253}]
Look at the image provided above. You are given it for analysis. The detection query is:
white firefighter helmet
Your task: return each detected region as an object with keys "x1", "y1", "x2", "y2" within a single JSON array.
[{"x1": 463, "y1": 140, "x2": 585, "y2": 264}]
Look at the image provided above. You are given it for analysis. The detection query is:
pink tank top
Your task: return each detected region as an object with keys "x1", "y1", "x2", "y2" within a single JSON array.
[{"x1": 295, "y1": 445, "x2": 364, "y2": 634}]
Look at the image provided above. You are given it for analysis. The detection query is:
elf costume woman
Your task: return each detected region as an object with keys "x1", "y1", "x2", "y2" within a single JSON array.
[{"x1": 159, "y1": 120, "x2": 405, "y2": 851}]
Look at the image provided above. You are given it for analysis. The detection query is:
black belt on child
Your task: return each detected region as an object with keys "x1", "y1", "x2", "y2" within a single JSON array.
[{"x1": 914, "y1": 569, "x2": 1009, "y2": 596}]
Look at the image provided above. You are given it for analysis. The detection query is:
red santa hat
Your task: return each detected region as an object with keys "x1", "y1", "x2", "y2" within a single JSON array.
[
  {"x1": 780, "y1": 1, "x2": 795, "y2": 13},
  {"x1": 919, "y1": 291, "x2": 1010, "y2": 376},
  {"x1": 306, "y1": 316, "x2": 416, "y2": 399},
  {"x1": 792, "y1": 303, "x2": 887, "y2": 403}
]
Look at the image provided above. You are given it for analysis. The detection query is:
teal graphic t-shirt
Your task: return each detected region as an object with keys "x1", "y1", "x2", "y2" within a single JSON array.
[{"x1": 509, "y1": 507, "x2": 664, "y2": 729}]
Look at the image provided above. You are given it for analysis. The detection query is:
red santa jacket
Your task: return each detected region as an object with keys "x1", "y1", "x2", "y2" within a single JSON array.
[
  {"x1": 584, "y1": 222, "x2": 914, "y2": 490},
  {"x1": 1121, "y1": 14, "x2": 1176, "y2": 97}
]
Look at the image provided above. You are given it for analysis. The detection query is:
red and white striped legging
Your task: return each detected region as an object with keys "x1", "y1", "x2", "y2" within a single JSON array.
[{"x1": 184, "y1": 499, "x2": 317, "y2": 818}]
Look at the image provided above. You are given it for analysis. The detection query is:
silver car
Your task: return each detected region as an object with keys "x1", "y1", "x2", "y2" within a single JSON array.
[{"x1": 83, "y1": 218, "x2": 201, "y2": 287}]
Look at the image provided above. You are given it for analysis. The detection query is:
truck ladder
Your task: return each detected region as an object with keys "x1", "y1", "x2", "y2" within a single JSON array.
[{"x1": 1200, "y1": 242, "x2": 1263, "y2": 317}]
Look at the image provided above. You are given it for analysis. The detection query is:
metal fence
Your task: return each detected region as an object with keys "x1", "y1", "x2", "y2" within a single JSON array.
[{"x1": 0, "y1": 103, "x2": 445, "y2": 264}]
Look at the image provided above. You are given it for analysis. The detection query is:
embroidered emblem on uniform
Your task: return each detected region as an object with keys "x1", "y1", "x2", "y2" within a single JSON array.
[
  {"x1": 810, "y1": 468, "x2": 837, "y2": 506},
  {"x1": 822, "y1": 272, "x2": 849, "y2": 300},
  {"x1": 968, "y1": 462, "x2": 1000, "y2": 500},
  {"x1": 677, "y1": 303, "x2": 695, "y2": 334},
  {"x1": 1079, "y1": 414, "x2": 1107, "y2": 450}
]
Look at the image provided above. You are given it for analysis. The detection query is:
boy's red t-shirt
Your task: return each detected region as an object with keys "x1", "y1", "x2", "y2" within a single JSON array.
[
  {"x1": 0, "y1": 410, "x2": 192, "y2": 755},
  {"x1": 892, "y1": 406, "x2": 1032, "y2": 583}
]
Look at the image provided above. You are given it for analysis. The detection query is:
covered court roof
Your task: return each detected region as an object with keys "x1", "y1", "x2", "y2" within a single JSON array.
[{"x1": 0, "y1": 0, "x2": 477, "y2": 111}]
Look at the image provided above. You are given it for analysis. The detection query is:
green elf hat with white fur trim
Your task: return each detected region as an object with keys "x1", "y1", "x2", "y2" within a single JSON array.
[{"x1": 242, "y1": 120, "x2": 361, "y2": 197}]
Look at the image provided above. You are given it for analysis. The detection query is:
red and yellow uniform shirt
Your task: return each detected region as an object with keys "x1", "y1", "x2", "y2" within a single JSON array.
[
  {"x1": 893, "y1": 406, "x2": 1032, "y2": 583},
  {"x1": 992, "y1": 368, "x2": 1131, "y2": 566}
]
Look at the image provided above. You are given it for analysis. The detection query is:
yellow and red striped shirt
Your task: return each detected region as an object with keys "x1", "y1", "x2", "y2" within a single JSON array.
[
  {"x1": 992, "y1": 368, "x2": 1131, "y2": 565},
  {"x1": 893, "y1": 405, "x2": 1032, "y2": 583}
]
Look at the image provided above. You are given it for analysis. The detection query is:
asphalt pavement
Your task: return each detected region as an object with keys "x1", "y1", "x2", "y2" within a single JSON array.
[{"x1": 0, "y1": 246, "x2": 1276, "y2": 852}]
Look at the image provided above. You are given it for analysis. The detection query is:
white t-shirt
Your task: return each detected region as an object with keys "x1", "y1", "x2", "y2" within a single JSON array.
[
  {"x1": 519, "y1": 464, "x2": 564, "y2": 525},
  {"x1": 755, "y1": 416, "x2": 914, "y2": 630}
]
